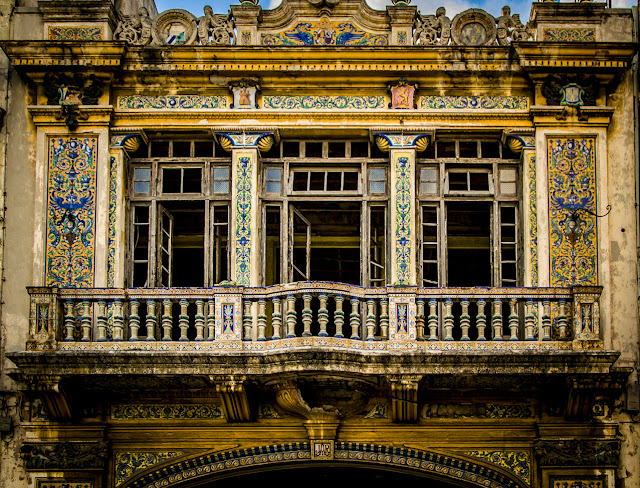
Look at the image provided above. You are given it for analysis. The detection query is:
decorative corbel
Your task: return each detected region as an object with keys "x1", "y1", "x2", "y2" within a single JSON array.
[
  {"x1": 388, "y1": 375, "x2": 422, "y2": 423},
  {"x1": 23, "y1": 375, "x2": 72, "y2": 421},
  {"x1": 210, "y1": 375, "x2": 251, "y2": 422}
]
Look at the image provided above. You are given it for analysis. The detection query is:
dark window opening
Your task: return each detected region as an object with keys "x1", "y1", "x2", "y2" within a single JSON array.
[{"x1": 447, "y1": 202, "x2": 491, "y2": 287}]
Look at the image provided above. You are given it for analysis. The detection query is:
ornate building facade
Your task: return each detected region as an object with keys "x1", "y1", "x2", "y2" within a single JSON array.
[{"x1": 0, "y1": 0, "x2": 638, "y2": 487}]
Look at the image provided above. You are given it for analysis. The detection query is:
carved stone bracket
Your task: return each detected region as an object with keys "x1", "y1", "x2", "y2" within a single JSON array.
[
  {"x1": 20, "y1": 441, "x2": 108, "y2": 470},
  {"x1": 535, "y1": 438, "x2": 620, "y2": 467},
  {"x1": 210, "y1": 375, "x2": 251, "y2": 422},
  {"x1": 565, "y1": 371, "x2": 630, "y2": 420},
  {"x1": 23, "y1": 374, "x2": 72, "y2": 421},
  {"x1": 388, "y1": 374, "x2": 422, "y2": 423}
]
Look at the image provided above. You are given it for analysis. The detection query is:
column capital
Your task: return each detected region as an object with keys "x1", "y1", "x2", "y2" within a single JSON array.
[
  {"x1": 372, "y1": 131, "x2": 433, "y2": 151},
  {"x1": 502, "y1": 128, "x2": 535, "y2": 153},
  {"x1": 110, "y1": 129, "x2": 148, "y2": 153},
  {"x1": 215, "y1": 130, "x2": 279, "y2": 152}
]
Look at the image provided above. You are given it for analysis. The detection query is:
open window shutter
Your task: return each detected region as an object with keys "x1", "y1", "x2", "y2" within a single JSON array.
[{"x1": 158, "y1": 205, "x2": 174, "y2": 287}]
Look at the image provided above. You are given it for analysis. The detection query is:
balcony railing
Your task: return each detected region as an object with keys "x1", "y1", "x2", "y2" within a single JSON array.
[{"x1": 26, "y1": 283, "x2": 603, "y2": 352}]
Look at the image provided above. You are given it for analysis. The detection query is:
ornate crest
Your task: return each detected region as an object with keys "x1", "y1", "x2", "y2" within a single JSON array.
[
  {"x1": 388, "y1": 78, "x2": 417, "y2": 109},
  {"x1": 560, "y1": 83, "x2": 584, "y2": 107},
  {"x1": 230, "y1": 79, "x2": 261, "y2": 109}
]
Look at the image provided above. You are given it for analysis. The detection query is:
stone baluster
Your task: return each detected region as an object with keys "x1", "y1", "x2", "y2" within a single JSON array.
[
  {"x1": 206, "y1": 299, "x2": 215, "y2": 340},
  {"x1": 146, "y1": 298, "x2": 157, "y2": 341},
  {"x1": 443, "y1": 298, "x2": 454, "y2": 341},
  {"x1": 366, "y1": 299, "x2": 376, "y2": 341},
  {"x1": 113, "y1": 298, "x2": 124, "y2": 341},
  {"x1": 129, "y1": 299, "x2": 140, "y2": 341},
  {"x1": 379, "y1": 298, "x2": 389, "y2": 339},
  {"x1": 195, "y1": 299, "x2": 205, "y2": 341},
  {"x1": 492, "y1": 299, "x2": 503, "y2": 340},
  {"x1": 460, "y1": 298, "x2": 470, "y2": 341},
  {"x1": 350, "y1": 297, "x2": 360, "y2": 339},
  {"x1": 541, "y1": 299, "x2": 551, "y2": 341},
  {"x1": 96, "y1": 300, "x2": 108, "y2": 342},
  {"x1": 416, "y1": 299, "x2": 425, "y2": 340},
  {"x1": 63, "y1": 299, "x2": 75, "y2": 342},
  {"x1": 257, "y1": 298, "x2": 267, "y2": 341},
  {"x1": 334, "y1": 295, "x2": 344, "y2": 338},
  {"x1": 318, "y1": 294, "x2": 328, "y2": 337},
  {"x1": 508, "y1": 298, "x2": 519, "y2": 341},
  {"x1": 302, "y1": 293, "x2": 312, "y2": 337},
  {"x1": 178, "y1": 299, "x2": 189, "y2": 341},
  {"x1": 557, "y1": 299, "x2": 568, "y2": 339},
  {"x1": 161, "y1": 298, "x2": 172, "y2": 341},
  {"x1": 476, "y1": 298, "x2": 487, "y2": 341},
  {"x1": 272, "y1": 297, "x2": 282, "y2": 339},
  {"x1": 243, "y1": 299, "x2": 252, "y2": 341},
  {"x1": 428, "y1": 298, "x2": 438, "y2": 340},
  {"x1": 79, "y1": 300, "x2": 92, "y2": 342},
  {"x1": 286, "y1": 294, "x2": 296, "y2": 338},
  {"x1": 524, "y1": 299, "x2": 535, "y2": 341}
]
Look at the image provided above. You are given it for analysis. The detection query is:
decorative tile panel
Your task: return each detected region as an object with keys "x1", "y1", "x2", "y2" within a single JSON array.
[
  {"x1": 263, "y1": 96, "x2": 386, "y2": 110},
  {"x1": 215, "y1": 295, "x2": 242, "y2": 341},
  {"x1": 235, "y1": 156, "x2": 252, "y2": 285},
  {"x1": 528, "y1": 154, "x2": 538, "y2": 286},
  {"x1": 111, "y1": 404, "x2": 223, "y2": 420},
  {"x1": 48, "y1": 27, "x2": 103, "y2": 40},
  {"x1": 261, "y1": 19, "x2": 388, "y2": 45},
  {"x1": 394, "y1": 155, "x2": 412, "y2": 284},
  {"x1": 107, "y1": 156, "x2": 117, "y2": 288},
  {"x1": 465, "y1": 451, "x2": 531, "y2": 485},
  {"x1": 37, "y1": 481, "x2": 93, "y2": 488},
  {"x1": 115, "y1": 452, "x2": 183, "y2": 487},
  {"x1": 420, "y1": 96, "x2": 529, "y2": 110},
  {"x1": 543, "y1": 28, "x2": 595, "y2": 42},
  {"x1": 548, "y1": 137, "x2": 598, "y2": 286},
  {"x1": 552, "y1": 478, "x2": 604, "y2": 488},
  {"x1": 117, "y1": 95, "x2": 227, "y2": 109},
  {"x1": 45, "y1": 137, "x2": 97, "y2": 287}
]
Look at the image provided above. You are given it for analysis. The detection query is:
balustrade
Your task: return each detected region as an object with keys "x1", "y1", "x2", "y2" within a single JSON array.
[{"x1": 25, "y1": 284, "x2": 603, "y2": 350}]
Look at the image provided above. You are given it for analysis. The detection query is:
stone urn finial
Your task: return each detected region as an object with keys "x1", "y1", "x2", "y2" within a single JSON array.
[
  {"x1": 391, "y1": 0, "x2": 411, "y2": 5},
  {"x1": 240, "y1": 0, "x2": 259, "y2": 5}
]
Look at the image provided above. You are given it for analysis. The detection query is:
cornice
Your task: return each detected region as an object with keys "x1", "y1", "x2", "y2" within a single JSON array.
[
  {"x1": 0, "y1": 41, "x2": 126, "y2": 69},
  {"x1": 513, "y1": 41, "x2": 636, "y2": 70},
  {"x1": 28, "y1": 105, "x2": 113, "y2": 127}
]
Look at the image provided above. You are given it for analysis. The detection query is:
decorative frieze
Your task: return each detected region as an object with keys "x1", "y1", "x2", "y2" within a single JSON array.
[
  {"x1": 263, "y1": 96, "x2": 385, "y2": 110},
  {"x1": 111, "y1": 404, "x2": 223, "y2": 420},
  {"x1": 37, "y1": 482, "x2": 93, "y2": 488},
  {"x1": 535, "y1": 439, "x2": 619, "y2": 466},
  {"x1": 420, "y1": 96, "x2": 529, "y2": 110},
  {"x1": 421, "y1": 403, "x2": 534, "y2": 419},
  {"x1": 21, "y1": 442, "x2": 108, "y2": 470},
  {"x1": 261, "y1": 17, "x2": 388, "y2": 46},
  {"x1": 48, "y1": 27, "x2": 103, "y2": 41},
  {"x1": 543, "y1": 28, "x2": 595, "y2": 42},
  {"x1": 117, "y1": 95, "x2": 227, "y2": 109},
  {"x1": 45, "y1": 136, "x2": 97, "y2": 288}
]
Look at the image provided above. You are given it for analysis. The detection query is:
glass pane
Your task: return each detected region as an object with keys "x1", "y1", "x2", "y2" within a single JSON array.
[
  {"x1": 421, "y1": 182, "x2": 437, "y2": 195},
  {"x1": 502, "y1": 263, "x2": 517, "y2": 282},
  {"x1": 500, "y1": 168, "x2": 517, "y2": 182},
  {"x1": 469, "y1": 172, "x2": 489, "y2": 191},
  {"x1": 423, "y1": 207, "x2": 437, "y2": 224},
  {"x1": 501, "y1": 182, "x2": 517, "y2": 195},
  {"x1": 151, "y1": 141, "x2": 170, "y2": 157},
  {"x1": 194, "y1": 141, "x2": 213, "y2": 157},
  {"x1": 283, "y1": 141, "x2": 300, "y2": 157},
  {"x1": 162, "y1": 169, "x2": 181, "y2": 193},
  {"x1": 265, "y1": 168, "x2": 281, "y2": 181},
  {"x1": 134, "y1": 207, "x2": 149, "y2": 223},
  {"x1": 459, "y1": 141, "x2": 477, "y2": 158},
  {"x1": 437, "y1": 141, "x2": 456, "y2": 158},
  {"x1": 309, "y1": 171, "x2": 325, "y2": 191},
  {"x1": 501, "y1": 206, "x2": 516, "y2": 223},
  {"x1": 369, "y1": 181, "x2": 385, "y2": 194},
  {"x1": 133, "y1": 262, "x2": 148, "y2": 287},
  {"x1": 183, "y1": 168, "x2": 202, "y2": 193},
  {"x1": 134, "y1": 181, "x2": 150, "y2": 194},
  {"x1": 305, "y1": 142, "x2": 323, "y2": 158},
  {"x1": 481, "y1": 141, "x2": 500, "y2": 158},
  {"x1": 448, "y1": 172, "x2": 467, "y2": 191},
  {"x1": 214, "y1": 167, "x2": 229, "y2": 180},
  {"x1": 326, "y1": 172, "x2": 341, "y2": 191},
  {"x1": 292, "y1": 172, "x2": 308, "y2": 191},
  {"x1": 265, "y1": 181, "x2": 281, "y2": 194},
  {"x1": 370, "y1": 168, "x2": 385, "y2": 181},
  {"x1": 328, "y1": 142, "x2": 346, "y2": 158},
  {"x1": 343, "y1": 171, "x2": 358, "y2": 190},
  {"x1": 502, "y1": 225, "x2": 516, "y2": 242},
  {"x1": 213, "y1": 180, "x2": 229, "y2": 194},
  {"x1": 423, "y1": 245, "x2": 438, "y2": 261},
  {"x1": 351, "y1": 141, "x2": 369, "y2": 158},
  {"x1": 421, "y1": 167, "x2": 437, "y2": 182},
  {"x1": 502, "y1": 246, "x2": 516, "y2": 261},
  {"x1": 134, "y1": 167, "x2": 151, "y2": 181},
  {"x1": 173, "y1": 141, "x2": 191, "y2": 157}
]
